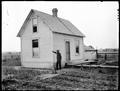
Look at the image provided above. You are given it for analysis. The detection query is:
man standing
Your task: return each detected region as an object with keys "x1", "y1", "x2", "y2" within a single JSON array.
[{"x1": 52, "y1": 50, "x2": 62, "y2": 70}]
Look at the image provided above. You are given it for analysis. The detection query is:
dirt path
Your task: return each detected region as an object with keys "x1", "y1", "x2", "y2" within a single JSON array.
[
  {"x1": 34, "y1": 68, "x2": 69, "y2": 80},
  {"x1": 34, "y1": 69, "x2": 65, "y2": 80},
  {"x1": 35, "y1": 74, "x2": 59, "y2": 80}
]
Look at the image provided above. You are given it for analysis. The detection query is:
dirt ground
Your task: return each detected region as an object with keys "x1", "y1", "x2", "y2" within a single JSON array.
[{"x1": 2, "y1": 66, "x2": 118, "y2": 90}]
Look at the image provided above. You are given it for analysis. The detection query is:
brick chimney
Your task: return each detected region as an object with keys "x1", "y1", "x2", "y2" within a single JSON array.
[{"x1": 52, "y1": 8, "x2": 58, "y2": 17}]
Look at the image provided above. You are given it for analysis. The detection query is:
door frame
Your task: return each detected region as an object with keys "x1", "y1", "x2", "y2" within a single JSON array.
[{"x1": 64, "y1": 39, "x2": 71, "y2": 62}]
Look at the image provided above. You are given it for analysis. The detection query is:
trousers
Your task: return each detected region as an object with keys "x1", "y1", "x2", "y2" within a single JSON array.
[{"x1": 56, "y1": 60, "x2": 61, "y2": 70}]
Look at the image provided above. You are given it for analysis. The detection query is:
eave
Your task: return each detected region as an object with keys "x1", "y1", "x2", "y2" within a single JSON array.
[
  {"x1": 53, "y1": 31, "x2": 85, "y2": 38},
  {"x1": 17, "y1": 9, "x2": 34, "y2": 37}
]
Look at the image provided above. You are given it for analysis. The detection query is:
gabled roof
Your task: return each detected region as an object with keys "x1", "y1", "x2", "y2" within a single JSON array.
[{"x1": 17, "y1": 9, "x2": 85, "y2": 37}]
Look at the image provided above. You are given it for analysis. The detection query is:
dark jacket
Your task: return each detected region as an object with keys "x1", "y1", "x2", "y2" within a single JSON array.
[
  {"x1": 57, "y1": 52, "x2": 61, "y2": 61},
  {"x1": 53, "y1": 51, "x2": 62, "y2": 62}
]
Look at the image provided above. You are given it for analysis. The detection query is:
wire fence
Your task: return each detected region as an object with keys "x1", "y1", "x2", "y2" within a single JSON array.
[{"x1": 97, "y1": 53, "x2": 118, "y2": 61}]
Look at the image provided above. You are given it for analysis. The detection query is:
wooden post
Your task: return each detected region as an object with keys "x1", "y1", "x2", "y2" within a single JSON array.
[
  {"x1": 105, "y1": 53, "x2": 107, "y2": 60},
  {"x1": 96, "y1": 50, "x2": 98, "y2": 60}
]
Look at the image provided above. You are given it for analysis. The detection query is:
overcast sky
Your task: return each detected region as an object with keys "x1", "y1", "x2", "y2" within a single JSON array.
[{"x1": 2, "y1": 1, "x2": 119, "y2": 52}]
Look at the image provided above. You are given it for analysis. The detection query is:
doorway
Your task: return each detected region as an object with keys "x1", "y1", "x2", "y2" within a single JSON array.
[{"x1": 65, "y1": 41, "x2": 70, "y2": 62}]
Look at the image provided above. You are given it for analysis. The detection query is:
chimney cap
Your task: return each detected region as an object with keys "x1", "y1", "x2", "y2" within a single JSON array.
[
  {"x1": 52, "y1": 8, "x2": 58, "y2": 17},
  {"x1": 52, "y1": 8, "x2": 58, "y2": 12}
]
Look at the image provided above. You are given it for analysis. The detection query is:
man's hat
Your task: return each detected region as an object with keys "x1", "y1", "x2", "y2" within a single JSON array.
[{"x1": 57, "y1": 50, "x2": 59, "y2": 52}]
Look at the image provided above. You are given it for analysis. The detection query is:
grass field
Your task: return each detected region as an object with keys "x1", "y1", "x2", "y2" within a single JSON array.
[
  {"x1": 2, "y1": 66, "x2": 118, "y2": 90},
  {"x1": 2, "y1": 52, "x2": 119, "y2": 90}
]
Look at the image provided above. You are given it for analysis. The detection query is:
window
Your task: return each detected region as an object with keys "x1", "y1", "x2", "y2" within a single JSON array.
[
  {"x1": 33, "y1": 26, "x2": 37, "y2": 33},
  {"x1": 32, "y1": 39, "x2": 38, "y2": 48},
  {"x1": 32, "y1": 39, "x2": 39, "y2": 57},
  {"x1": 32, "y1": 18, "x2": 37, "y2": 33},
  {"x1": 75, "y1": 40, "x2": 80, "y2": 55}
]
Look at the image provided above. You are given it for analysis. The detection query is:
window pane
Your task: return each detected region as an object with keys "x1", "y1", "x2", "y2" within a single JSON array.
[
  {"x1": 33, "y1": 25, "x2": 37, "y2": 32},
  {"x1": 76, "y1": 46, "x2": 79, "y2": 53},
  {"x1": 33, "y1": 18, "x2": 37, "y2": 25},
  {"x1": 75, "y1": 40, "x2": 79, "y2": 54},
  {"x1": 33, "y1": 48, "x2": 39, "y2": 57},
  {"x1": 32, "y1": 39, "x2": 38, "y2": 48},
  {"x1": 32, "y1": 39, "x2": 39, "y2": 57}
]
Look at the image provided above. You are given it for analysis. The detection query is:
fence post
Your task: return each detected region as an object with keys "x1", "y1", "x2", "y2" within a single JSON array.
[
  {"x1": 96, "y1": 50, "x2": 98, "y2": 60},
  {"x1": 105, "y1": 53, "x2": 107, "y2": 60}
]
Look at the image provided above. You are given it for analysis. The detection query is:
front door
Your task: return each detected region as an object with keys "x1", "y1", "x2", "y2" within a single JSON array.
[{"x1": 65, "y1": 41, "x2": 70, "y2": 62}]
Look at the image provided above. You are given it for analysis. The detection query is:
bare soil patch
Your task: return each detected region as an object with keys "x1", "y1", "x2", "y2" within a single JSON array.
[{"x1": 2, "y1": 66, "x2": 118, "y2": 90}]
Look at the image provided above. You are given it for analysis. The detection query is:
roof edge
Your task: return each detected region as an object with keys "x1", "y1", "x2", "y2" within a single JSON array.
[
  {"x1": 17, "y1": 9, "x2": 34, "y2": 37},
  {"x1": 53, "y1": 31, "x2": 85, "y2": 38}
]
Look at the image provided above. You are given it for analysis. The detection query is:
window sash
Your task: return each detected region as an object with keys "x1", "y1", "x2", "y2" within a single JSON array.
[
  {"x1": 33, "y1": 48, "x2": 39, "y2": 57},
  {"x1": 32, "y1": 18, "x2": 37, "y2": 33},
  {"x1": 33, "y1": 18, "x2": 37, "y2": 25},
  {"x1": 32, "y1": 39, "x2": 39, "y2": 58},
  {"x1": 33, "y1": 25, "x2": 37, "y2": 33},
  {"x1": 32, "y1": 39, "x2": 38, "y2": 48}
]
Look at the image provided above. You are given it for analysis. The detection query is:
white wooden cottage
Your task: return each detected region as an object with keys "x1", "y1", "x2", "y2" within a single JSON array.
[{"x1": 17, "y1": 8, "x2": 85, "y2": 68}]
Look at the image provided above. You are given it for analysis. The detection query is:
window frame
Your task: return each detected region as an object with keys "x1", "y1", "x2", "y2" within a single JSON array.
[
  {"x1": 32, "y1": 39, "x2": 39, "y2": 48},
  {"x1": 32, "y1": 38, "x2": 40, "y2": 58},
  {"x1": 32, "y1": 17, "x2": 38, "y2": 33},
  {"x1": 75, "y1": 39, "x2": 80, "y2": 56}
]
